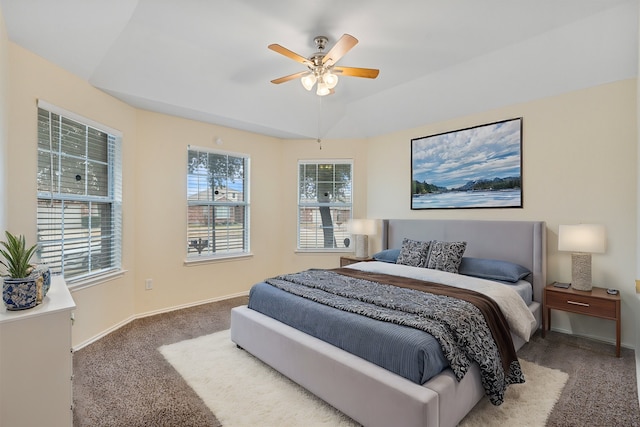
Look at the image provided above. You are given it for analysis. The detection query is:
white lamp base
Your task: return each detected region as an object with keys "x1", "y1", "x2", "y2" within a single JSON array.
[
  {"x1": 355, "y1": 234, "x2": 369, "y2": 259},
  {"x1": 571, "y1": 252, "x2": 592, "y2": 291}
]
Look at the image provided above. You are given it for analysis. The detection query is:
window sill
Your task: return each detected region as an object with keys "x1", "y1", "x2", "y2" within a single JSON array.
[
  {"x1": 184, "y1": 253, "x2": 254, "y2": 266},
  {"x1": 67, "y1": 269, "x2": 128, "y2": 292}
]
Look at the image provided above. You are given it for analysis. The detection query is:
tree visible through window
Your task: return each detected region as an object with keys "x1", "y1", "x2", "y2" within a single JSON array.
[
  {"x1": 298, "y1": 161, "x2": 352, "y2": 250},
  {"x1": 36, "y1": 103, "x2": 122, "y2": 282},
  {"x1": 187, "y1": 147, "x2": 249, "y2": 258}
]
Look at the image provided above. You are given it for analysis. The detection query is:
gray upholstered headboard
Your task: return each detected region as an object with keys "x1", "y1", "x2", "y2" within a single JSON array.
[{"x1": 381, "y1": 219, "x2": 547, "y2": 304}]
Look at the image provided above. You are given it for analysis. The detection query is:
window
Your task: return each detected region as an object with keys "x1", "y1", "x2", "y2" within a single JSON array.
[
  {"x1": 37, "y1": 101, "x2": 122, "y2": 283},
  {"x1": 187, "y1": 146, "x2": 249, "y2": 259},
  {"x1": 298, "y1": 160, "x2": 352, "y2": 251}
]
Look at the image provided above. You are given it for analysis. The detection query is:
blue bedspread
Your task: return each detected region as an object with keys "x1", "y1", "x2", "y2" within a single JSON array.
[{"x1": 248, "y1": 281, "x2": 449, "y2": 384}]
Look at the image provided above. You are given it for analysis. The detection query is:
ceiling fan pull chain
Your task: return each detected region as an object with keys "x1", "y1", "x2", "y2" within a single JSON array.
[{"x1": 317, "y1": 96, "x2": 323, "y2": 150}]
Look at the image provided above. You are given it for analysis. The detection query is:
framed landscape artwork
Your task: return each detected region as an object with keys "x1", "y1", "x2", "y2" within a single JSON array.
[{"x1": 411, "y1": 118, "x2": 523, "y2": 209}]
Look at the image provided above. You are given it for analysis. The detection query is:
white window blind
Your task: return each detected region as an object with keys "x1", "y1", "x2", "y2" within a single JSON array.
[
  {"x1": 187, "y1": 146, "x2": 250, "y2": 258},
  {"x1": 37, "y1": 102, "x2": 122, "y2": 282},
  {"x1": 298, "y1": 160, "x2": 352, "y2": 251}
]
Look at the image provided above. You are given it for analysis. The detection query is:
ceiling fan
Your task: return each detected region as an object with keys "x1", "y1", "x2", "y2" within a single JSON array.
[{"x1": 268, "y1": 34, "x2": 379, "y2": 96}]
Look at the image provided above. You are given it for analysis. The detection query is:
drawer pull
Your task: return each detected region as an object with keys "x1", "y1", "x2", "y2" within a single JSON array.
[{"x1": 567, "y1": 300, "x2": 589, "y2": 307}]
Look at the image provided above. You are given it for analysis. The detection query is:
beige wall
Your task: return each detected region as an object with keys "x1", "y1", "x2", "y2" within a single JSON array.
[
  {"x1": 6, "y1": 42, "x2": 291, "y2": 346},
  {"x1": 278, "y1": 137, "x2": 369, "y2": 274},
  {"x1": 7, "y1": 43, "x2": 138, "y2": 347},
  {"x1": 368, "y1": 79, "x2": 637, "y2": 348},
  {"x1": 0, "y1": 7, "x2": 6, "y2": 420},
  {"x1": 2, "y1": 38, "x2": 638, "y2": 351},
  {"x1": 0, "y1": 8, "x2": 7, "y2": 233},
  {"x1": 637, "y1": 3, "x2": 640, "y2": 356},
  {"x1": 132, "y1": 111, "x2": 284, "y2": 315}
]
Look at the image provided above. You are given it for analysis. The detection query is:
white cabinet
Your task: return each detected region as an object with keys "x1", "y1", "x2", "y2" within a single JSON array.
[{"x1": 0, "y1": 275, "x2": 75, "y2": 427}]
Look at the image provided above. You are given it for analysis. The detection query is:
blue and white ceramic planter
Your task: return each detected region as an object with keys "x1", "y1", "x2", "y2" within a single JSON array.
[
  {"x1": 2, "y1": 277, "x2": 38, "y2": 310},
  {"x1": 32, "y1": 265, "x2": 51, "y2": 298}
]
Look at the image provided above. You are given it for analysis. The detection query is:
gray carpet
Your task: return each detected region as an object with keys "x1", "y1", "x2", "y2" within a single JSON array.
[
  {"x1": 518, "y1": 331, "x2": 640, "y2": 426},
  {"x1": 73, "y1": 297, "x2": 640, "y2": 426},
  {"x1": 73, "y1": 296, "x2": 247, "y2": 427}
]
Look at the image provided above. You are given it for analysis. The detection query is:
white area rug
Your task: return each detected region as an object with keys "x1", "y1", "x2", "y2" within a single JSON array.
[{"x1": 160, "y1": 330, "x2": 568, "y2": 427}]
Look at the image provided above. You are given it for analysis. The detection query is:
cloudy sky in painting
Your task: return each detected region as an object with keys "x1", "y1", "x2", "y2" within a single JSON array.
[{"x1": 412, "y1": 119, "x2": 521, "y2": 189}]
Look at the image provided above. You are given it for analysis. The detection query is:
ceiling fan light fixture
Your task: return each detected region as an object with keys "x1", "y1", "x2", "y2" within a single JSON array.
[
  {"x1": 316, "y1": 80, "x2": 331, "y2": 96},
  {"x1": 270, "y1": 34, "x2": 378, "y2": 97},
  {"x1": 324, "y1": 71, "x2": 338, "y2": 89},
  {"x1": 301, "y1": 73, "x2": 316, "y2": 91}
]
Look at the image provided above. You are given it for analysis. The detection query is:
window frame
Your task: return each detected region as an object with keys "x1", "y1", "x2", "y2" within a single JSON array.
[
  {"x1": 297, "y1": 159, "x2": 353, "y2": 252},
  {"x1": 186, "y1": 145, "x2": 250, "y2": 262},
  {"x1": 36, "y1": 100, "x2": 123, "y2": 286}
]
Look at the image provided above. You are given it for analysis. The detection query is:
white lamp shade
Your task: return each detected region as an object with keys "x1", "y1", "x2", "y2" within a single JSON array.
[
  {"x1": 300, "y1": 73, "x2": 316, "y2": 91},
  {"x1": 324, "y1": 72, "x2": 338, "y2": 89},
  {"x1": 316, "y1": 80, "x2": 330, "y2": 96},
  {"x1": 558, "y1": 224, "x2": 605, "y2": 253},
  {"x1": 348, "y1": 219, "x2": 376, "y2": 236}
]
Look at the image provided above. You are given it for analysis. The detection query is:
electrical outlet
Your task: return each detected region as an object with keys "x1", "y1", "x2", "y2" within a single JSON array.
[{"x1": 145, "y1": 279, "x2": 153, "y2": 290}]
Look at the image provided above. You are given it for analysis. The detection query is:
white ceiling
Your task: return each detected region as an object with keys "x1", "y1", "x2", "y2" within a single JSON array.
[{"x1": 1, "y1": 0, "x2": 637, "y2": 140}]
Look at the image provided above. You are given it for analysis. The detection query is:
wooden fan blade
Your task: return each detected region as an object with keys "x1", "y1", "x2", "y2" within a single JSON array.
[
  {"x1": 333, "y1": 66, "x2": 380, "y2": 79},
  {"x1": 322, "y1": 34, "x2": 358, "y2": 66},
  {"x1": 270, "y1": 71, "x2": 308, "y2": 84},
  {"x1": 268, "y1": 44, "x2": 311, "y2": 65}
]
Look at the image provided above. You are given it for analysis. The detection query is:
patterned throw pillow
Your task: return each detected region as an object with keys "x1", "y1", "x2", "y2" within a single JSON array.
[
  {"x1": 426, "y1": 241, "x2": 467, "y2": 273},
  {"x1": 396, "y1": 238, "x2": 431, "y2": 267}
]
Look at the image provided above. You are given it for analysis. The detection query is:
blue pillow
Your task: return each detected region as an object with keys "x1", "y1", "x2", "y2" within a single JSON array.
[
  {"x1": 458, "y1": 257, "x2": 531, "y2": 283},
  {"x1": 372, "y1": 248, "x2": 401, "y2": 263}
]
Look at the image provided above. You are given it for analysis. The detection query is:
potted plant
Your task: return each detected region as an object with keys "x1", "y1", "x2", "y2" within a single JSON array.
[{"x1": 0, "y1": 231, "x2": 40, "y2": 310}]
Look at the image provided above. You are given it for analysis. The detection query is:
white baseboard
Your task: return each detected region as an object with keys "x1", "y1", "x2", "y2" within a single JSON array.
[
  {"x1": 547, "y1": 326, "x2": 632, "y2": 350},
  {"x1": 72, "y1": 291, "x2": 249, "y2": 351},
  {"x1": 73, "y1": 315, "x2": 136, "y2": 352},
  {"x1": 135, "y1": 291, "x2": 248, "y2": 320}
]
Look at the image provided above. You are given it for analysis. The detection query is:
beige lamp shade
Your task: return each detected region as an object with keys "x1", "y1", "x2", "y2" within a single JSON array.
[
  {"x1": 347, "y1": 219, "x2": 376, "y2": 235},
  {"x1": 558, "y1": 224, "x2": 606, "y2": 291},
  {"x1": 558, "y1": 224, "x2": 606, "y2": 253}
]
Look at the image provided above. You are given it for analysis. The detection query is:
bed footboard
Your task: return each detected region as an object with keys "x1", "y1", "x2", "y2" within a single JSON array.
[{"x1": 231, "y1": 305, "x2": 440, "y2": 427}]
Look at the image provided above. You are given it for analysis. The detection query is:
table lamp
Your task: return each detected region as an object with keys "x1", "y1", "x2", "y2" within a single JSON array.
[
  {"x1": 348, "y1": 219, "x2": 376, "y2": 259},
  {"x1": 557, "y1": 224, "x2": 606, "y2": 291}
]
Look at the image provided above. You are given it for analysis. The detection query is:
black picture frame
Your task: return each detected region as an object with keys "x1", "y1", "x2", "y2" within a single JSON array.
[{"x1": 411, "y1": 118, "x2": 523, "y2": 210}]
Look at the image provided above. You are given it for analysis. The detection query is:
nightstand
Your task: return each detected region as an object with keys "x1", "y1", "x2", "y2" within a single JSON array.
[
  {"x1": 543, "y1": 284, "x2": 621, "y2": 357},
  {"x1": 340, "y1": 256, "x2": 373, "y2": 267}
]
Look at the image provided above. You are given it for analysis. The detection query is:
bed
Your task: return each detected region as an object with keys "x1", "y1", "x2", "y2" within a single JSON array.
[{"x1": 230, "y1": 219, "x2": 546, "y2": 427}]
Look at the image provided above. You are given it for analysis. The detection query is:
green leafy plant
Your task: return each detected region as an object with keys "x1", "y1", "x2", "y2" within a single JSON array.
[{"x1": 0, "y1": 231, "x2": 38, "y2": 279}]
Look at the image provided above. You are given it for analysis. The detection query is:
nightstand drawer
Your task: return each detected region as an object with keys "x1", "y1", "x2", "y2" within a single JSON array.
[{"x1": 545, "y1": 291, "x2": 617, "y2": 319}]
